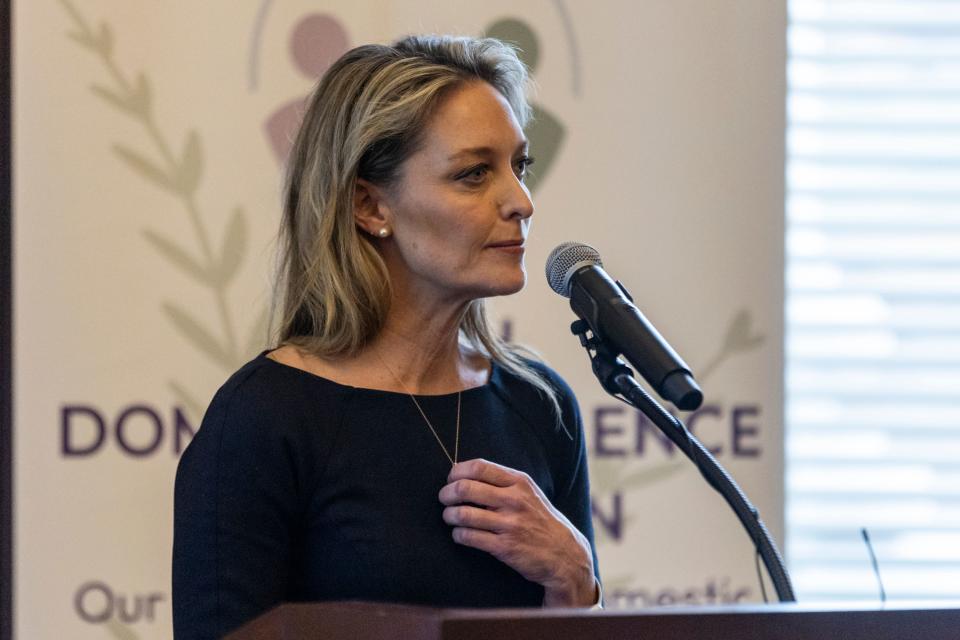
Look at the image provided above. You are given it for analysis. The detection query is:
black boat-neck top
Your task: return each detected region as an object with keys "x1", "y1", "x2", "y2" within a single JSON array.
[{"x1": 172, "y1": 351, "x2": 597, "y2": 639}]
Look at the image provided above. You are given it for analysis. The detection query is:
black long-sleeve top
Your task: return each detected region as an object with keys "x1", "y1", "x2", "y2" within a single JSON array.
[{"x1": 172, "y1": 351, "x2": 597, "y2": 639}]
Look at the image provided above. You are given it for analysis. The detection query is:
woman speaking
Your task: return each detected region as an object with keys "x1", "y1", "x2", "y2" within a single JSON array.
[{"x1": 172, "y1": 34, "x2": 600, "y2": 638}]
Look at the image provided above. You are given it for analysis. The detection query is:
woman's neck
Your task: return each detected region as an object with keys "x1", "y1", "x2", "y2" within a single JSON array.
[
  {"x1": 270, "y1": 288, "x2": 490, "y2": 395},
  {"x1": 367, "y1": 298, "x2": 486, "y2": 395}
]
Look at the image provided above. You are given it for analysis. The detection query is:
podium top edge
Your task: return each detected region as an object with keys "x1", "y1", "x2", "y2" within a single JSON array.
[{"x1": 277, "y1": 599, "x2": 960, "y2": 619}]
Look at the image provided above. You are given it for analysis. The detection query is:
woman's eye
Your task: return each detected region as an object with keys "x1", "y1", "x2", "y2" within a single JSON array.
[
  {"x1": 458, "y1": 164, "x2": 489, "y2": 184},
  {"x1": 515, "y1": 155, "x2": 535, "y2": 179}
]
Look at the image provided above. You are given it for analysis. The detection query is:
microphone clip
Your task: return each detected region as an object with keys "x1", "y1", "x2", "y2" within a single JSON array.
[{"x1": 570, "y1": 320, "x2": 635, "y2": 398}]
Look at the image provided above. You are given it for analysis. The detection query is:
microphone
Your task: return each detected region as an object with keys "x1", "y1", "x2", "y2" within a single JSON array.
[{"x1": 546, "y1": 241, "x2": 703, "y2": 411}]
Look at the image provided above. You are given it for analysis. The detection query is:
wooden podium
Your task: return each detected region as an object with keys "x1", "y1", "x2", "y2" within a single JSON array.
[{"x1": 226, "y1": 600, "x2": 960, "y2": 640}]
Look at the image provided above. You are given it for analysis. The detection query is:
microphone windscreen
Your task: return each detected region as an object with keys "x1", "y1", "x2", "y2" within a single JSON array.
[{"x1": 545, "y1": 242, "x2": 603, "y2": 298}]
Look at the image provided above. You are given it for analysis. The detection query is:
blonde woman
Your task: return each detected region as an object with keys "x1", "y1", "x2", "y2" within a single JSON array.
[{"x1": 173, "y1": 35, "x2": 600, "y2": 639}]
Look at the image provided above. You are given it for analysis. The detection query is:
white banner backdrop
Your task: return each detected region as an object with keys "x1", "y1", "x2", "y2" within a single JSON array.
[{"x1": 14, "y1": 1, "x2": 785, "y2": 637}]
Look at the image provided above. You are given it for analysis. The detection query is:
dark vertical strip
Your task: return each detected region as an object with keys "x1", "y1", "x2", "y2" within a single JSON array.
[{"x1": 0, "y1": 0, "x2": 13, "y2": 638}]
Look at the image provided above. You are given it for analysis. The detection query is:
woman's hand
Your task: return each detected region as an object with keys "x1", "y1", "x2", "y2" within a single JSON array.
[{"x1": 439, "y1": 458, "x2": 598, "y2": 607}]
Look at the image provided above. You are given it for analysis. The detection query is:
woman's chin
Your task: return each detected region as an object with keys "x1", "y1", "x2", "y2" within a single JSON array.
[{"x1": 482, "y1": 270, "x2": 527, "y2": 298}]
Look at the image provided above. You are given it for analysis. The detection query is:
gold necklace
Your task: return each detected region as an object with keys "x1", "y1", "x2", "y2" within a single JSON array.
[
  {"x1": 376, "y1": 353, "x2": 462, "y2": 466},
  {"x1": 407, "y1": 390, "x2": 461, "y2": 466}
]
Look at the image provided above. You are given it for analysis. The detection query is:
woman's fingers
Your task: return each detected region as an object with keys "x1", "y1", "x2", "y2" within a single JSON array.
[
  {"x1": 439, "y1": 458, "x2": 596, "y2": 605},
  {"x1": 450, "y1": 527, "x2": 503, "y2": 556},
  {"x1": 447, "y1": 458, "x2": 521, "y2": 488},
  {"x1": 438, "y1": 477, "x2": 511, "y2": 508},
  {"x1": 441, "y1": 458, "x2": 543, "y2": 510},
  {"x1": 442, "y1": 504, "x2": 507, "y2": 532}
]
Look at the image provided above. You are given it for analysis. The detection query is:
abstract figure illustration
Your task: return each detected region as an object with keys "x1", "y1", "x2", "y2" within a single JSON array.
[
  {"x1": 485, "y1": 17, "x2": 565, "y2": 193},
  {"x1": 264, "y1": 13, "x2": 350, "y2": 163}
]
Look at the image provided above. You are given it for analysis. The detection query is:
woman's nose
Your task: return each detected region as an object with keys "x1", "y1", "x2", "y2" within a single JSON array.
[{"x1": 499, "y1": 173, "x2": 534, "y2": 221}]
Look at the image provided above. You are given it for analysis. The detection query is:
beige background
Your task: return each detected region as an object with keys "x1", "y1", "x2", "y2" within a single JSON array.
[{"x1": 14, "y1": 1, "x2": 785, "y2": 637}]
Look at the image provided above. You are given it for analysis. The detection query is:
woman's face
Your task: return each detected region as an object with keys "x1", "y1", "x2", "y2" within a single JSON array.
[{"x1": 374, "y1": 80, "x2": 534, "y2": 306}]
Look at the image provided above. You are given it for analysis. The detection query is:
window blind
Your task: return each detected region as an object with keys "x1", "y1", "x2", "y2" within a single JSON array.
[{"x1": 786, "y1": 0, "x2": 960, "y2": 601}]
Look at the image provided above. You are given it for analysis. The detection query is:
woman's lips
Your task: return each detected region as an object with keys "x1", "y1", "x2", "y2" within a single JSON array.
[{"x1": 487, "y1": 240, "x2": 525, "y2": 254}]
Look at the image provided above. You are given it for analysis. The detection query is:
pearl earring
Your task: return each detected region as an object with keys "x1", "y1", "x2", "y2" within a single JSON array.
[{"x1": 377, "y1": 227, "x2": 390, "y2": 238}]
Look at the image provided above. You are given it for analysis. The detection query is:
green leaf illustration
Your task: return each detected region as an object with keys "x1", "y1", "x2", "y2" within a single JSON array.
[
  {"x1": 591, "y1": 458, "x2": 685, "y2": 495},
  {"x1": 162, "y1": 301, "x2": 234, "y2": 370},
  {"x1": 698, "y1": 307, "x2": 767, "y2": 383},
  {"x1": 90, "y1": 78, "x2": 147, "y2": 117},
  {"x1": 143, "y1": 229, "x2": 212, "y2": 285},
  {"x1": 723, "y1": 308, "x2": 766, "y2": 352},
  {"x1": 213, "y1": 208, "x2": 247, "y2": 286},
  {"x1": 112, "y1": 144, "x2": 177, "y2": 192},
  {"x1": 96, "y1": 22, "x2": 114, "y2": 56},
  {"x1": 90, "y1": 83, "x2": 135, "y2": 114},
  {"x1": 60, "y1": 0, "x2": 98, "y2": 50},
  {"x1": 619, "y1": 460, "x2": 685, "y2": 489},
  {"x1": 66, "y1": 29, "x2": 97, "y2": 51},
  {"x1": 246, "y1": 306, "x2": 270, "y2": 358},
  {"x1": 63, "y1": 0, "x2": 249, "y2": 389},
  {"x1": 128, "y1": 73, "x2": 151, "y2": 117},
  {"x1": 176, "y1": 130, "x2": 203, "y2": 195}
]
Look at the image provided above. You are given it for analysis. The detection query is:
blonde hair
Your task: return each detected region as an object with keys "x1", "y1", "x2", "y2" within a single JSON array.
[{"x1": 274, "y1": 34, "x2": 561, "y2": 418}]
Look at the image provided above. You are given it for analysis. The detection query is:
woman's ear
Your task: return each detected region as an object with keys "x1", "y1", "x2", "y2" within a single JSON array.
[{"x1": 354, "y1": 178, "x2": 392, "y2": 238}]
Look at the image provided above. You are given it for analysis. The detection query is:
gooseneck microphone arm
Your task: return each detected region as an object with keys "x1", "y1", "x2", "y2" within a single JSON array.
[
  {"x1": 571, "y1": 319, "x2": 796, "y2": 603},
  {"x1": 547, "y1": 242, "x2": 795, "y2": 603}
]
